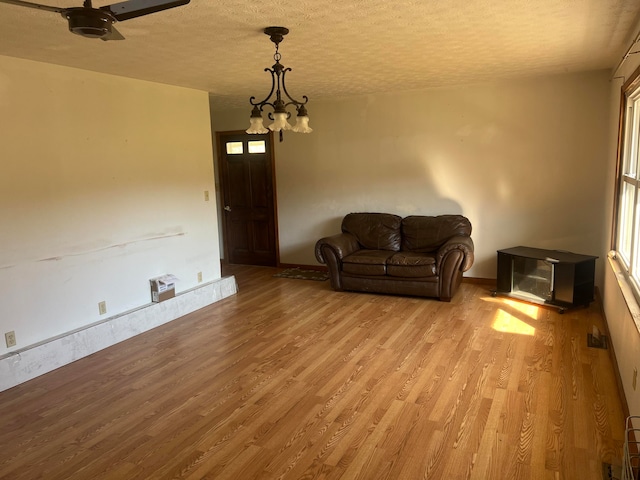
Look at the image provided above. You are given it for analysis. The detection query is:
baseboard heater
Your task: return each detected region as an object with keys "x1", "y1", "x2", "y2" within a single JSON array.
[{"x1": 0, "y1": 276, "x2": 237, "y2": 392}]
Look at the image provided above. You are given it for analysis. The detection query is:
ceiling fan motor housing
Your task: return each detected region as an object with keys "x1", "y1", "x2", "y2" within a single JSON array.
[{"x1": 65, "y1": 8, "x2": 114, "y2": 38}]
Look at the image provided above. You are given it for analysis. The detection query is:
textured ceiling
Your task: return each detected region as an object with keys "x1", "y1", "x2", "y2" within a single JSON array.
[{"x1": 1, "y1": 0, "x2": 640, "y2": 110}]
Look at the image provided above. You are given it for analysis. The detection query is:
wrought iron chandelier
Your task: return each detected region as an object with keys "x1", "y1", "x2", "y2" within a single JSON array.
[{"x1": 246, "y1": 26, "x2": 312, "y2": 142}]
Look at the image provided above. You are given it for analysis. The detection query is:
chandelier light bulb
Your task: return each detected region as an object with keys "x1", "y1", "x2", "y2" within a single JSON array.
[
  {"x1": 268, "y1": 112, "x2": 292, "y2": 132},
  {"x1": 246, "y1": 116, "x2": 269, "y2": 134},
  {"x1": 292, "y1": 115, "x2": 312, "y2": 133}
]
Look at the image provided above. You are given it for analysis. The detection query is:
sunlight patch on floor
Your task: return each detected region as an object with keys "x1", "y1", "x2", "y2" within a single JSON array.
[{"x1": 491, "y1": 299, "x2": 537, "y2": 336}]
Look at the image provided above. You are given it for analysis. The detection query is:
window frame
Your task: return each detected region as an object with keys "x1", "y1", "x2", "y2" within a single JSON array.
[{"x1": 613, "y1": 64, "x2": 640, "y2": 302}]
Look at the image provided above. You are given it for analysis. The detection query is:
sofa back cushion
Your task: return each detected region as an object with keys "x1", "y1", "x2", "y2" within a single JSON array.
[
  {"x1": 342, "y1": 213, "x2": 402, "y2": 251},
  {"x1": 401, "y1": 215, "x2": 471, "y2": 252}
]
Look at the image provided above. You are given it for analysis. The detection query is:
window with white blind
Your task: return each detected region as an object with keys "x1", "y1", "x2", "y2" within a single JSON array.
[{"x1": 615, "y1": 69, "x2": 640, "y2": 298}]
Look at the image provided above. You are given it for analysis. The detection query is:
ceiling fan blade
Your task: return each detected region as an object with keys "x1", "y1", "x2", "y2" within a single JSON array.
[
  {"x1": 101, "y1": 0, "x2": 189, "y2": 22},
  {"x1": 0, "y1": 0, "x2": 64, "y2": 13},
  {"x1": 100, "y1": 25, "x2": 125, "y2": 41}
]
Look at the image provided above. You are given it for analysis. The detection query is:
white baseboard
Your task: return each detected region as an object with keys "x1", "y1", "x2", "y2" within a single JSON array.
[{"x1": 0, "y1": 275, "x2": 237, "y2": 392}]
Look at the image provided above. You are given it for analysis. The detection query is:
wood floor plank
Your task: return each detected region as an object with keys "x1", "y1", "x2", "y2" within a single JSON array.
[{"x1": 0, "y1": 264, "x2": 627, "y2": 479}]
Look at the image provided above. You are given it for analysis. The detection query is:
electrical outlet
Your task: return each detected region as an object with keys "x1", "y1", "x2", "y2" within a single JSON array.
[
  {"x1": 204, "y1": 190, "x2": 210, "y2": 201},
  {"x1": 98, "y1": 301, "x2": 107, "y2": 315},
  {"x1": 5, "y1": 331, "x2": 16, "y2": 348},
  {"x1": 634, "y1": 367, "x2": 638, "y2": 391},
  {"x1": 197, "y1": 271, "x2": 203, "y2": 283}
]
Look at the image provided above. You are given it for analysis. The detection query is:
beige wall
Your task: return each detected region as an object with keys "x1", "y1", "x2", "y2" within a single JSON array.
[
  {"x1": 0, "y1": 55, "x2": 220, "y2": 355},
  {"x1": 211, "y1": 70, "x2": 611, "y2": 282}
]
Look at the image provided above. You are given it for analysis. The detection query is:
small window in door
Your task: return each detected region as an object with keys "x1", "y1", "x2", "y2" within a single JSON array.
[
  {"x1": 226, "y1": 142, "x2": 244, "y2": 154},
  {"x1": 248, "y1": 140, "x2": 266, "y2": 154}
]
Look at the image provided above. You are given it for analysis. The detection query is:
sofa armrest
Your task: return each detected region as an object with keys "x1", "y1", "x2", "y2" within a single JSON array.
[
  {"x1": 315, "y1": 233, "x2": 360, "y2": 292},
  {"x1": 315, "y1": 233, "x2": 361, "y2": 264},
  {"x1": 436, "y1": 236, "x2": 475, "y2": 272}
]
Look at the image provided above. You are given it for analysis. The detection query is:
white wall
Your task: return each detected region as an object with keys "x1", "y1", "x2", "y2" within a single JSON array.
[
  {"x1": 211, "y1": 71, "x2": 611, "y2": 283},
  {"x1": 0, "y1": 55, "x2": 221, "y2": 357}
]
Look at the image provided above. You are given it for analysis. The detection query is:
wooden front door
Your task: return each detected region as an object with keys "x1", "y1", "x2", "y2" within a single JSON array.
[{"x1": 217, "y1": 131, "x2": 278, "y2": 266}]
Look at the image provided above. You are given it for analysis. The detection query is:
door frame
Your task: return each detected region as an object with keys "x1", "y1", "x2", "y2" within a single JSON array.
[{"x1": 215, "y1": 130, "x2": 280, "y2": 266}]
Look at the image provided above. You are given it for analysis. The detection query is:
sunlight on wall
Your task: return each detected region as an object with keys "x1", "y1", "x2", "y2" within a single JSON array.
[
  {"x1": 424, "y1": 153, "x2": 454, "y2": 199},
  {"x1": 490, "y1": 299, "x2": 537, "y2": 336},
  {"x1": 496, "y1": 176, "x2": 512, "y2": 202}
]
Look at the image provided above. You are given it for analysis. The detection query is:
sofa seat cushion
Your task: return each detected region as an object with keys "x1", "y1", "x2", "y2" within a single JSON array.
[
  {"x1": 342, "y1": 250, "x2": 394, "y2": 276},
  {"x1": 387, "y1": 252, "x2": 437, "y2": 278}
]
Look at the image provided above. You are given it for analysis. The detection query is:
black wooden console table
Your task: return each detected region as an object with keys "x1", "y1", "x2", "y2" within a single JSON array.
[{"x1": 494, "y1": 246, "x2": 597, "y2": 312}]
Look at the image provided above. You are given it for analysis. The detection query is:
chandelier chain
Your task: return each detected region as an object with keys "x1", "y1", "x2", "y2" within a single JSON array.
[{"x1": 274, "y1": 44, "x2": 281, "y2": 63}]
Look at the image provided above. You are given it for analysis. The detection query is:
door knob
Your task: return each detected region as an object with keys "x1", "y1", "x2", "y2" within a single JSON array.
[{"x1": 224, "y1": 205, "x2": 232, "y2": 211}]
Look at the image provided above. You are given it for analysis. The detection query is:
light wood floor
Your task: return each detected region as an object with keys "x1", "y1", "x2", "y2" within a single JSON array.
[{"x1": 0, "y1": 265, "x2": 626, "y2": 479}]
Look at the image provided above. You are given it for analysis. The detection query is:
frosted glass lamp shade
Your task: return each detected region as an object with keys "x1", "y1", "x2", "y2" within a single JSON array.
[
  {"x1": 292, "y1": 115, "x2": 312, "y2": 133},
  {"x1": 246, "y1": 116, "x2": 269, "y2": 134},
  {"x1": 268, "y1": 112, "x2": 292, "y2": 132}
]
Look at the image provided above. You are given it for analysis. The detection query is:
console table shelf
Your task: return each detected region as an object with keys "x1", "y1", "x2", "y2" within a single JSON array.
[{"x1": 494, "y1": 246, "x2": 597, "y2": 312}]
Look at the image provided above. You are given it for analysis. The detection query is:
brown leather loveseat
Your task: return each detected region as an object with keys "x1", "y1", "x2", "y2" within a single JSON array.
[{"x1": 315, "y1": 213, "x2": 474, "y2": 301}]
